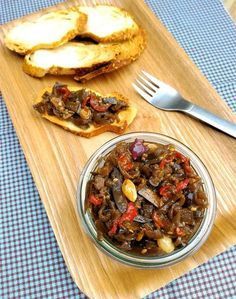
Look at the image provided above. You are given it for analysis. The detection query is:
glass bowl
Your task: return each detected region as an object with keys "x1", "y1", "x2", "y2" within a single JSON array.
[{"x1": 77, "y1": 132, "x2": 216, "y2": 268}]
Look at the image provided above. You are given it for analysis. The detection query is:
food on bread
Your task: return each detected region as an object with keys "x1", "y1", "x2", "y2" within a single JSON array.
[
  {"x1": 33, "y1": 83, "x2": 137, "y2": 137},
  {"x1": 4, "y1": 9, "x2": 87, "y2": 55},
  {"x1": 23, "y1": 30, "x2": 146, "y2": 81},
  {"x1": 77, "y1": 5, "x2": 139, "y2": 42}
]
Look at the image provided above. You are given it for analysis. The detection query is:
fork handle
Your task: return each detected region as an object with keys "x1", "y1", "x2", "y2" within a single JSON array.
[{"x1": 185, "y1": 104, "x2": 236, "y2": 138}]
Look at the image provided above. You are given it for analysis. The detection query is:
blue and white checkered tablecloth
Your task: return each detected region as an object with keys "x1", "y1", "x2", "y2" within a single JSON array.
[{"x1": 0, "y1": 0, "x2": 236, "y2": 298}]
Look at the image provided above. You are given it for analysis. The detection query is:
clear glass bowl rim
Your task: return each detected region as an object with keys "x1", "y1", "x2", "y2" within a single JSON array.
[{"x1": 77, "y1": 132, "x2": 217, "y2": 268}]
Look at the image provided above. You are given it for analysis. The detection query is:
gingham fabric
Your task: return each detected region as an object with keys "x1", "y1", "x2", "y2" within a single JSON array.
[{"x1": 0, "y1": 1, "x2": 235, "y2": 298}]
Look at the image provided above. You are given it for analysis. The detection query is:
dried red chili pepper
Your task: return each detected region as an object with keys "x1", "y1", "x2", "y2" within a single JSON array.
[
  {"x1": 175, "y1": 151, "x2": 187, "y2": 163},
  {"x1": 118, "y1": 153, "x2": 133, "y2": 171},
  {"x1": 176, "y1": 227, "x2": 186, "y2": 236},
  {"x1": 81, "y1": 95, "x2": 91, "y2": 108},
  {"x1": 176, "y1": 178, "x2": 190, "y2": 193},
  {"x1": 175, "y1": 152, "x2": 191, "y2": 175},
  {"x1": 88, "y1": 194, "x2": 103, "y2": 206},
  {"x1": 108, "y1": 217, "x2": 120, "y2": 236},
  {"x1": 159, "y1": 154, "x2": 175, "y2": 169},
  {"x1": 57, "y1": 86, "x2": 71, "y2": 101},
  {"x1": 108, "y1": 202, "x2": 138, "y2": 235},
  {"x1": 119, "y1": 202, "x2": 138, "y2": 226},
  {"x1": 159, "y1": 185, "x2": 172, "y2": 198},
  {"x1": 153, "y1": 211, "x2": 167, "y2": 228},
  {"x1": 90, "y1": 96, "x2": 111, "y2": 112}
]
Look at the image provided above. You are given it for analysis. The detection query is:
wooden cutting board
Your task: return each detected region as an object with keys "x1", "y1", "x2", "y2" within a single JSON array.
[{"x1": 0, "y1": 0, "x2": 236, "y2": 298}]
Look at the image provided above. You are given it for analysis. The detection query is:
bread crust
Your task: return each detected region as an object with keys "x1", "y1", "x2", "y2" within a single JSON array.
[
  {"x1": 34, "y1": 86, "x2": 137, "y2": 138},
  {"x1": 4, "y1": 9, "x2": 87, "y2": 55}
]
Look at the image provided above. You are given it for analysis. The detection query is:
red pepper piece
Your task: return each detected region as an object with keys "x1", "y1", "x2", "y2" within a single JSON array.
[
  {"x1": 108, "y1": 217, "x2": 120, "y2": 236},
  {"x1": 82, "y1": 95, "x2": 91, "y2": 108},
  {"x1": 159, "y1": 154, "x2": 175, "y2": 169},
  {"x1": 152, "y1": 211, "x2": 166, "y2": 228},
  {"x1": 184, "y1": 160, "x2": 192, "y2": 175},
  {"x1": 57, "y1": 86, "x2": 71, "y2": 101},
  {"x1": 176, "y1": 227, "x2": 186, "y2": 236},
  {"x1": 118, "y1": 153, "x2": 133, "y2": 171},
  {"x1": 88, "y1": 194, "x2": 103, "y2": 206},
  {"x1": 175, "y1": 152, "x2": 192, "y2": 175},
  {"x1": 176, "y1": 178, "x2": 190, "y2": 193},
  {"x1": 90, "y1": 96, "x2": 111, "y2": 112},
  {"x1": 108, "y1": 203, "x2": 138, "y2": 236},
  {"x1": 175, "y1": 151, "x2": 188, "y2": 163},
  {"x1": 119, "y1": 202, "x2": 138, "y2": 226},
  {"x1": 159, "y1": 185, "x2": 172, "y2": 198},
  {"x1": 160, "y1": 151, "x2": 190, "y2": 170}
]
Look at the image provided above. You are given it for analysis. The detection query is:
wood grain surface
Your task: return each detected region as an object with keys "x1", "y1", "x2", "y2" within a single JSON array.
[
  {"x1": 0, "y1": 1, "x2": 236, "y2": 298},
  {"x1": 224, "y1": 0, "x2": 236, "y2": 20}
]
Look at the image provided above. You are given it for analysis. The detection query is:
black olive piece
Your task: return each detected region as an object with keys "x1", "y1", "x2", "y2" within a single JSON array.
[{"x1": 111, "y1": 168, "x2": 128, "y2": 213}]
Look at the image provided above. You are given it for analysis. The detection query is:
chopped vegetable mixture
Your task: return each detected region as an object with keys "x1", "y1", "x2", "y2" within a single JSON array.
[
  {"x1": 33, "y1": 83, "x2": 128, "y2": 130},
  {"x1": 86, "y1": 140, "x2": 208, "y2": 256}
]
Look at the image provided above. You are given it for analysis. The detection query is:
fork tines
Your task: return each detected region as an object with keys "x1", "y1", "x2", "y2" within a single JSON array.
[{"x1": 132, "y1": 70, "x2": 170, "y2": 101}]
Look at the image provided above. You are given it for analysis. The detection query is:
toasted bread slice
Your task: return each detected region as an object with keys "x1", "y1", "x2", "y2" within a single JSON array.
[
  {"x1": 34, "y1": 86, "x2": 137, "y2": 138},
  {"x1": 77, "y1": 5, "x2": 139, "y2": 42},
  {"x1": 75, "y1": 29, "x2": 146, "y2": 81},
  {"x1": 23, "y1": 30, "x2": 146, "y2": 80},
  {"x1": 4, "y1": 9, "x2": 87, "y2": 55},
  {"x1": 23, "y1": 42, "x2": 117, "y2": 77}
]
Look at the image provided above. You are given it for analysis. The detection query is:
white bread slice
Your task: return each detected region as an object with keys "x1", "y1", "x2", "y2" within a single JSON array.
[
  {"x1": 23, "y1": 30, "x2": 146, "y2": 80},
  {"x1": 34, "y1": 86, "x2": 137, "y2": 138},
  {"x1": 23, "y1": 42, "x2": 117, "y2": 77},
  {"x1": 75, "y1": 29, "x2": 146, "y2": 81},
  {"x1": 4, "y1": 9, "x2": 87, "y2": 55},
  {"x1": 77, "y1": 5, "x2": 139, "y2": 42}
]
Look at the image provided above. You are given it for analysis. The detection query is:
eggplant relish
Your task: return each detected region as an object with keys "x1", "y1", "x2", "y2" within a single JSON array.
[
  {"x1": 86, "y1": 140, "x2": 208, "y2": 256},
  {"x1": 33, "y1": 83, "x2": 128, "y2": 130}
]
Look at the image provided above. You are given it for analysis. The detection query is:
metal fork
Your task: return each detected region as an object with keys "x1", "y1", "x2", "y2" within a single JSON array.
[{"x1": 132, "y1": 71, "x2": 236, "y2": 138}]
